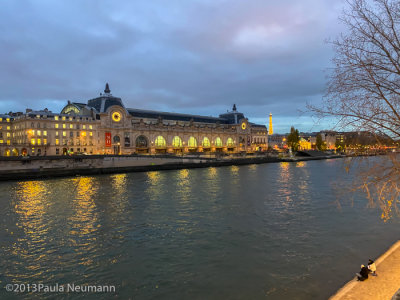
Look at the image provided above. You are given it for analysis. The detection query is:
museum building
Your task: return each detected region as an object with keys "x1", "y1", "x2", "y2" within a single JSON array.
[{"x1": 0, "y1": 84, "x2": 269, "y2": 156}]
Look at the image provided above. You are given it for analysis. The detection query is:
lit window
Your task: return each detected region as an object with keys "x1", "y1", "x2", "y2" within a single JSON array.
[
  {"x1": 63, "y1": 131, "x2": 66, "y2": 137},
  {"x1": 188, "y1": 136, "x2": 197, "y2": 148},
  {"x1": 37, "y1": 139, "x2": 41, "y2": 145},
  {"x1": 37, "y1": 130, "x2": 41, "y2": 136},
  {"x1": 83, "y1": 125, "x2": 86, "y2": 129},
  {"x1": 0, "y1": 118, "x2": 2, "y2": 122},
  {"x1": 89, "y1": 125, "x2": 93, "y2": 130},
  {"x1": 172, "y1": 136, "x2": 182, "y2": 148},
  {"x1": 7, "y1": 126, "x2": 10, "y2": 130},
  {"x1": 89, "y1": 132, "x2": 93, "y2": 137},
  {"x1": 0, "y1": 140, "x2": 3, "y2": 144},
  {"x1": 215, "y1": 137, "x2": 222, "y2": 147},
  {"x1": 62, "y1": 116, "x2": 66, "y2": 121},
  {"x1": 202, "y1": 137, "x2": 210, "y2": 148},
  {"x1": 55, "y1": 116, "x2": 59, "y2": 121},
  {"x1": 63, "y1": 124, "x2": 66, "y2": 129},
  {"x1": 6, "y1": 132, "x2": 10, "y2": 137},
  {"x1": 31, "y1": 139, "x2": 35, "y2": 145},
  {"x1": 43, "y1": 139, "x2": 47, "y2": 144},
  {"x1": 69, "y1": 124, "x2": 73, "y2": 129},
  {"x1": 81, "y1": 131, "x2": 86, "y2": 137},
  {"x1": 227, "y1": 138, "x2": 234, "y2": 147},
  {"x1": 56, "y1": 131, "x2": 59, "y2": 136},
  {"x1": 56, "y1": 139, "x2": 59, "y2": 145},
  {"x1": 7, "y1": 140, "x2": 10, "y2": 145},
  {"x1": 44, "y1": 131, "x2": 47, "y2": 136},
  {"x1": 155, "y1": 136, "x2": 166, "y2": 147},
  {"x1": 6, "y1": 118, "x2": 10, "y2": 122},
  {"x1": 55, "y1": 124, "x2": 59, "y2": 128}
]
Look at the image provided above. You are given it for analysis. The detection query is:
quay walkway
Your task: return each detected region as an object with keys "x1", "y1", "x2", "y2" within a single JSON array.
[{"x1": 330, "y1": 240, "x2": 400, "y2": 300}]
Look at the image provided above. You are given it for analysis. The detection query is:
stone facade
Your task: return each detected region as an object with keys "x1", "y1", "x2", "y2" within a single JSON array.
[{"x1": 0, "y1": 84, "x2": 268, "y2": 156}]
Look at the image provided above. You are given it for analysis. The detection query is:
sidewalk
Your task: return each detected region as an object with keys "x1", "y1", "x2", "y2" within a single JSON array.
[{"x1": 330, "y1": 240, "x2": 400, "y2": 300}]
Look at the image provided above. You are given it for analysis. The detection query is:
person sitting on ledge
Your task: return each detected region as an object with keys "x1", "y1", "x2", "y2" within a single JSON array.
[
  {"x1": 368, "y1": 259, "x2": 377, "y2": 276},
  {"x1": 356, "y1": 264, "x2": 369, "y2": 281}
]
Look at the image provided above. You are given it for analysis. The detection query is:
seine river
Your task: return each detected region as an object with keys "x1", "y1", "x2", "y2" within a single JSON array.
[{"x1": 1, "y1": 158, "x2": 399, "y2": 299}]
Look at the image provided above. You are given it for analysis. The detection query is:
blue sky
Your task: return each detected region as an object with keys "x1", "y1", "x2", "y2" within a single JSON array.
[{"x1": 0, "y1": 0, "x2": 345, "y2": 133}]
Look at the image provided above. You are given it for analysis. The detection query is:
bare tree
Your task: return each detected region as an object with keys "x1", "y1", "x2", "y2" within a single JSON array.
[{"x1": 312, "y1": 0, "x2": 400, "y2": 220}]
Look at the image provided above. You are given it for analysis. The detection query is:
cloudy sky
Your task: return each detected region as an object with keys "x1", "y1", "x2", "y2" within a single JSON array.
[{"x1": 1, "y1": 0, "x2": 345, "y2": 133}]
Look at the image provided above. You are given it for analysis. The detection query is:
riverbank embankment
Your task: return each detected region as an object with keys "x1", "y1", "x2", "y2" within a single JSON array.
[
  {"x1": 0, "y1": 153, "x2": 344, "y2": 181},
  {"x1": 330, "y1": 240, "x2": 400, "y2": 300}
]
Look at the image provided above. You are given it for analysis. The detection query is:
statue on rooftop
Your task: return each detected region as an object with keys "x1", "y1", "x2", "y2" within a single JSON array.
[{"x1": 104, "y1": 83, "x2": 111, "y2": 94}]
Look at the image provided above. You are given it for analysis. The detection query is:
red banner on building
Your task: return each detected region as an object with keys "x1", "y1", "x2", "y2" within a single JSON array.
[{"x1": 105, "y1": 132, "x2": 112, "y2": 147}]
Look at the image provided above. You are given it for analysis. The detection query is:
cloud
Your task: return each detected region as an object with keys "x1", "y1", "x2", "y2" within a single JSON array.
[{"x1": 0, "y1": 0, "x2": 345, "y2": 132}]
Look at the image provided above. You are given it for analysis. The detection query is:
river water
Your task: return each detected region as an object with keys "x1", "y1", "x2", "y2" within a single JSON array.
[{"x1": 0, "y1": 158, "x2": 399, "y2": 299}]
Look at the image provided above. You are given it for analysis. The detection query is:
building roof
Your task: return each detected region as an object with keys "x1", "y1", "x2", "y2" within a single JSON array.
[
  {"x1": 127, "y1": 108, "x2": 228, "y2": 124},
  {"x1": 62, "y1": 84, "x2": 268, "y2": 127}
]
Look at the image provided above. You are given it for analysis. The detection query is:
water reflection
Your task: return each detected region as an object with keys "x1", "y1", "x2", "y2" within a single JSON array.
[
  {"x1": 208, "y1": 167, "x2": 217, "y2": 178},
  {"x1": 278, "y1": 162, "x2": 291, "y2": 186},
  {"x1": 230, "y1": 165, "x2": 240, "y2": 187},
  {"x1": 111, "y1": 173, "x2": 127, "y2": 195},
  {"x1": 296, "y1": 161, "x2": 306, "y2": 168},
  {"x1": 15, "y1": 181, "x2": 48, "y2": 225},
  {"x1": 177, "y1": 169, "x2": 191, "y2": 203},
  {"x1": 12, "y1": 181, "x2": 50, "y2": 278},
  {"x1": 249, "y1": 164, "x2": 258, "y2": 171},
  {"x1": 68, "y1": 177, "x2": 99, "y2": 266},
  {"x1": 230, "y1": 165, "x2": 239, "y2": 175},
  {"x1": 146, "y1": 171, "x2": 165, "y2": 201},
  {"x1": 205, "y1": 167, "x2": 220, "y2": 198},
  {"x1": 147, "y1": 171, "x2": 161, "y2": 185}
]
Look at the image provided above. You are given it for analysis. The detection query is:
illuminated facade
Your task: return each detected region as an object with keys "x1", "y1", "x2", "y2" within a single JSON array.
[{"x1": 0, "y1": 84, "x2": 268, "y2": 156}]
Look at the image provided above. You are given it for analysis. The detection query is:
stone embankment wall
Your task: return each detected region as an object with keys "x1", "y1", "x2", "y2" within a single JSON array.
[
  {"x1": 0, "y1": 154, "x2": 344, "y2": 181},
  {"x1": 0, "y1": 155, "x2": 281, "y2": 180}
]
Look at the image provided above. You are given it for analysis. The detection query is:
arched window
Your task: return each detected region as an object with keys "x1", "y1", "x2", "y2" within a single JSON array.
[
  {"x1": 136, "y1": 135, "x2": 148, "y2": 148},
  {"x1": 215, "y1": 137, "x2": 222, "y2": 147},
  {"x1": 172, "y1": 136, "x2": 182, "y2": 148},
  {"x1": 113, "y1": 135, "x2": 120, "y2": 143},
  {"x1": 188, "y1": 136, "x2": 197, "y2": 148},
  {"x1": 155, "y1": 136, "x2": 166, "y2": 148},
  {"x1": 202, "y1": 137, "x2": 211, "y2": 148},
  {"x1": 227, "y1": 137, "x2": 234, "y2": 147},
  {"x1": 124, "y1": 133, "x2": 131, "y2": 147}
]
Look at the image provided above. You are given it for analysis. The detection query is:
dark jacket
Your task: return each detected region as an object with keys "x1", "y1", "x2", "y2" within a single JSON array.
[{"x1": 360, "y1": 266, "x2": 369, "y2": 279}]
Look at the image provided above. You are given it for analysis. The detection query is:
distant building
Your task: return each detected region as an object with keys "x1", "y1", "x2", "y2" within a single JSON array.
[
  {"x1": 268, "y1": 134, "x2": 287, "y2": 149},
  {"x1": 0, "y1": 84, "x2": 269, "y2": 156}
]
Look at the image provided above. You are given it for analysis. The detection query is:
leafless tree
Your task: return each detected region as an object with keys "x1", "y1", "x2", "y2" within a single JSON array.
[{"x1": 311, "y1": 0, "x2": 400, "y2": 220}]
